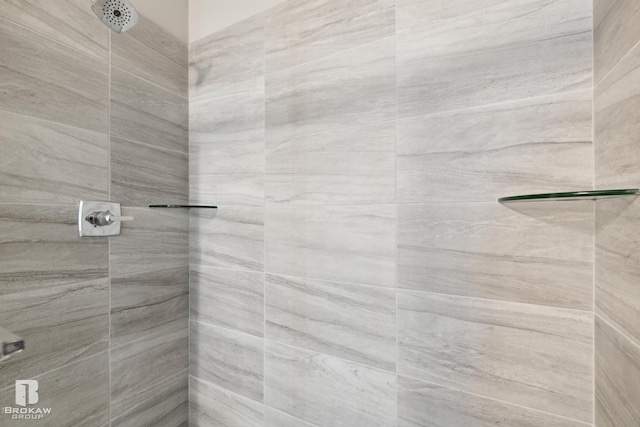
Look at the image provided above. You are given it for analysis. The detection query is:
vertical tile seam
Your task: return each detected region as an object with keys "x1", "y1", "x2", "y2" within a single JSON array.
[
  {"x1": 263, "y1": 14, "x2": 268, "y2": 425},
  {"x1": 108, "y1": 28, "x2": 113, "y2": 427},
  {"x1": 591, "y1": 3, "x2": 596, "y2": 424},
  {"x1": 393, "y1": 0, "x2": 399, "y2": 425}
]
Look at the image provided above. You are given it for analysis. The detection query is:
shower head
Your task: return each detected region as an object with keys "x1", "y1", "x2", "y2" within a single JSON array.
[{"x1": 92, "y1": 0, "x2": 139, "y2": 33}]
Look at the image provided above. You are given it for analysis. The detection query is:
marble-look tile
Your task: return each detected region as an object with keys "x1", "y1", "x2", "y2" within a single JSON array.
[
  {"x1": 190, "y1": 207, "x2": 264, "y2": 272},
  {"x1": 0, "y1": 0, "x2": 109, "y2": 61},
  {"x1": 396, "y1": 0, "x2": 592, "y2": 118},
  {"x1": 190, "y1": 13, "x2": 264, "y2": 97},
  {"x1": 111, "y1": 328, "x2": 189, "y2": 419},
  {"x1": 596, "y1": 316, "x2": 640, "y2": 426},
  {"x1": 110, "y1": 207, "x2": 189, "y2": 277},
  {"x1": 595, "y1": 40, "x2": 640, "y2": 189},
  {"x1": 265, "y1": 0, "x2": 395, "y2": 73},
  {"x1": 110, "y1": 137, "x2": 189, "y2": 207},
  {"x1": 266, "y1": 37, "x2": 395, "y2": 141},
  {"x1": 265, "y1": 274, "x2": 395, "y2": 370},
  {"x1": 594, "y1": 0, "x2": 640, "y2": 83},
  {"x1": 265, "y1": 205, "x2": 395, "y2": 287},
  {"x1": 0, "y1": 278, "x2": 108, "y2": 391},
  {"x1": 0, "y1": 17, "x2": 108, "y2": 132},
  {"x1": 264, "y1": 408, "x2": 316, "y2": 427},
  {"x1": 111, "y1": 266, "x2": 189, "y2": 347},
  {"x1": 398, "y1": 202, "x2": 594, "y2": 310},
  {"x1": 265, "y1": 342, "x2": 396, "y2": 427},
  {"x1": 190, "y1": 321, "x2": 264, "y2": 403},
  {"x1": 0, "y1": 204, "x2": 108, "y2": 291},
  {"x1": 266, "y1": 122, "x2": 395, "y2": 205},
  {"x1": 190, "y1": 376, "x2": 264, "y2": 427},
  {"x1": 111, "y1": 16, "x2": 187, "y2": 96},
  {"x1": 0, "y1": 110, "x2": 108, "y2": 204},
  {"x1": 112, "y1": 372, "x2": 188, "y2": 427},
  {"x1": 0, "y1": 352, "x2": 110, "y2": 427},
  {"x1": 190, "y1": 265, "x2": 264, "y2": 337},
  {"x1": 596, "y1": 198, "x2": 640, "y2": 346},
  {"x1": 398, "y1": 290, "x2": 593, "y2": 422},
  {"x1": 397, "y1": 91, "x2": 593, "y2": 203},
  {"x1": 398, "y1": 376, "x2": 591, "y2": 427},
  {"x1": 190, "y1": 79, "x2": 265, "y2": 206},
  {"x1": 111, "y1": 68, "x2": 188, "y2": 153}
]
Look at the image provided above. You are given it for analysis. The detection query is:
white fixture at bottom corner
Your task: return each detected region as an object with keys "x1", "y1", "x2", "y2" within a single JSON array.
[{"x1": 78, "y1": 201, "x2": 134, "y2": 237}]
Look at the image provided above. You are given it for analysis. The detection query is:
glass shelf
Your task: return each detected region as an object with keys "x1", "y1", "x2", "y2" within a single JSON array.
[
  {"x1": 498, "y1": 189, "x2": 639, "y2": 203},
  {"x1": 149, "y1": 205, "x2": 218, "y2": 209}
]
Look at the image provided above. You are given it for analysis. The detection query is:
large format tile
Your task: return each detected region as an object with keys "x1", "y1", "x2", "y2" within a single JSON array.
[
  {"x1": 266, "y1": 37, "x2": 395, "y2": 141},
  {"x1": 266, "y1": 122, "x2": 395, "y2": 205},
  {"x1": 0, "y1": 0, "x2": 109, "y2": 60},
  {"x1": 112, "y1": 372, "x2": 188, "y2": 427},
  {"x1": 0, "y1": 278, "x2": 108, "y2": 391},
  {"x1": 396, "y1": 0, "x2": 592, "y2": 118},
  {"x1": 398, "y1": 376, "x2": 591, "y2": 427},
  {"x1": 190, "y1": 13, "x2": 265, "y2": 97},
  {"x1": 398, "y1": 202, "x2": 594, "y2": 310},
  {"x1": 397, "y1": 91, "x2": 593, "y2": 203},
  {"x1": 191, "y1": 321, "x2": 264, "y2": 403},
  {"x1": 596, "y1": 316, "x2": 640, "y2": 426},
  {"x1": 190, "y1": 207, "x2": 264, "y2": 272},
  {"x1": 111, "y1": 328, "x2": 189, "y2": 419},
  {"x1": 110, "y1": 137, "x2": 189, "y2": 207},
  {"x1": 0, "y1": 17, "x2": 108, "y2": 132},
  {"x1": 264, "y1": 408, "x2": 316, "y2": 427},
  {"x1": 111, "y1": 16, "x2": 187, "y2": 96},
  {"x1": 111, "y1": 68, "x2": 188, "y2": 153},
  {"x1": 110, "y1": 207, "x2": 189, "y2": 277},
  {"x1": 398, "y1": 290, "x2": 593, "y2": 422},
  {"x1": 266, "y1": 274, "x2": 395, "y2": 370},
  {"x1": 595, "y1": 40, "x2": 640, "y2": 188},
  {"x1": 0, "y1": 352, "x2": 110, "y2": 427},
  {"x1": 190, "y1": 265, "x2": 264, "y2": 337},
  {"x1": 0, "y1": 110, "x2": 108, "y2": 204},
  {"x1": 594, "y1": 0, "x2": 640, "y2": 83},
  {"x1": 190, "y1": 377, "x2": 264, "y2": 427},
  {"x1": 0, "y1": 204, "x2": 108, "y2": 291},
  {"x1": 265, "y1": 205, "x2": 395, "y2": 287},
  {"x1": 265, "y1": 0, "x2": 395, "y2": 73},
  {"x1": 111, "y1": 266, "x2": 189, "y2": 347},
  {"x1": 596, "y1": 198, "x2": 640, "y2": 346},
  {"x1": 265, "y1": 341, "x2": 396, "y2": 427},
  {"x1": 190, "y1": 79, "x2": 265, "y2": 206}
]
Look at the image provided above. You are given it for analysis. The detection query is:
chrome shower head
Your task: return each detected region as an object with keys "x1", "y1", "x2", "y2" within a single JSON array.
[{"x1": 92, "y1": 0, "x2": 139, "y2": 33}]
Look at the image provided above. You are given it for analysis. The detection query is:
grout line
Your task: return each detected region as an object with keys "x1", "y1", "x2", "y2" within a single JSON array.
[
  {"x1": 399, "y1": 287, "x2": 595, "y2": 315},
  {"x1": 393, "y1": 5, "x2": 400, "y2": 424},
  {"x1": 110, "y1": 64, "x2": 189, "y2": 100},
  {"x1": 110, "y1": 134, "x2": 189, "y2": 156},
  {"x1": 397, "y1": 372, "x2": 593, "y2": 426},
  {"x1": 107, "y1": 28, "x2": 113, "y2": 427},
  {"x1": 262, "y1": 17, "x2": 268, "y2": 425},
  {"x1": 591, "y1": 7, "x2": 596, "y2": 423}
]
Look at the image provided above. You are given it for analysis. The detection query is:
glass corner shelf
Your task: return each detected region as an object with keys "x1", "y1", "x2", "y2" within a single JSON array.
[
  {"x1": 149, "y1": 205, "x2": 218, "y2": 209},
  {"x1": 498, "y1": 189, "x2": 640, "y2": 203}
]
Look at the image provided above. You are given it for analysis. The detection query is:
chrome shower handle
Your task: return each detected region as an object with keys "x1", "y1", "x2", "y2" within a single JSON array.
[{"x1": 85, "y1": 211, "x2": 134, "y2": 226}]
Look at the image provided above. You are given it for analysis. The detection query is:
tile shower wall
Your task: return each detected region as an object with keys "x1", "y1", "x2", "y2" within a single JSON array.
[
  {"x1": 0, "y1": 2, "x2": 189, "y2": 426},
  {"x1": 594, "y1": 1, "x2": 640, "y2": 425},
  {"x1": 189, "y1": 0, "x2": 595, "y2": 426}
]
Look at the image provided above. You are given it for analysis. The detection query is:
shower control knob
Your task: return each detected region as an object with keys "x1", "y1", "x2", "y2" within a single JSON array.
[{"x1": 85, "y1": 211, "x2": 134, "y2": 227}]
